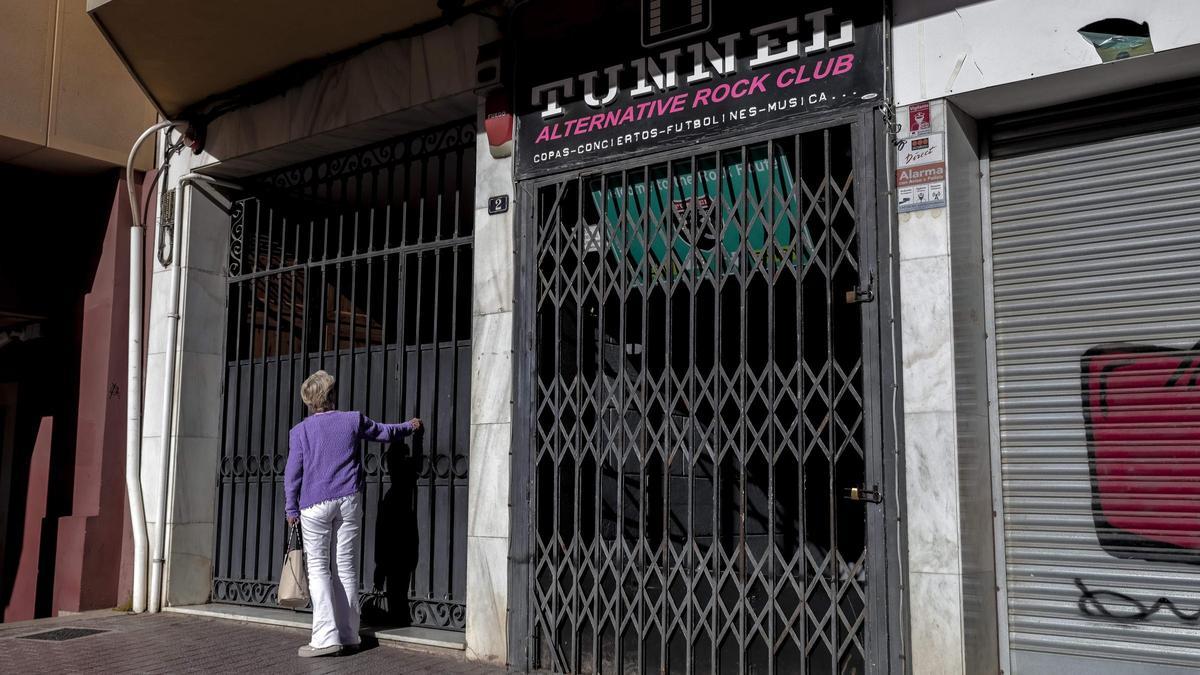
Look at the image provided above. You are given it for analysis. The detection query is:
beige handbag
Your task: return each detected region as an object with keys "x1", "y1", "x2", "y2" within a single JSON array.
[{"x1": 277, "y1": 523, "x2": 309, "y2": 609}]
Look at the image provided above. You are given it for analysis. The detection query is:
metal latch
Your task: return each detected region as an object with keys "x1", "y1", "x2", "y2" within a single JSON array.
[
  {"x1": 845, "y1": 485, "x2": 883, "y2": 503},
  {"x1": 845, "y1": 273, "x2": 875, "y2": 304}
]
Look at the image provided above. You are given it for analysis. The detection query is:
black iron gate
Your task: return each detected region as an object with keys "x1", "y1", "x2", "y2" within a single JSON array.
[
  {"x1": 519, "y1": 120, "x2": 888, "y2": 673},
  {"x1": 213, "y1": 120, "x2": 475, "y2": 631}
]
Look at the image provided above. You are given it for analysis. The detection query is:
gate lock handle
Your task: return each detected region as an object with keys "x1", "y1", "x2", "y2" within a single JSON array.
[
  {"x1": 844, "y1": 485, "x2": 883, "y2": 503},
  {"x1": 844, "y1": 272, "x2": 876, "y2": 304}
]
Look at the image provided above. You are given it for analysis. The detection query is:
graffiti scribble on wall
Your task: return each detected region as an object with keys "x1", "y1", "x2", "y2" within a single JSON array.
[
  {"x1": 1076, "y1": 342, "x2": 1200, "y2": 621},
  {"x1": 1075, "y1": 577, "x2": 1200, "y2": 622}
]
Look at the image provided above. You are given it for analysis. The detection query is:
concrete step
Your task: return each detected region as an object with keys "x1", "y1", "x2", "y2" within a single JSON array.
[{"x1": 163, "y1": 603, "x2": 465, "y2": 651}]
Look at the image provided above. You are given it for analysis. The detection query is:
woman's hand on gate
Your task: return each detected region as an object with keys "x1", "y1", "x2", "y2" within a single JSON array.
[{"x1": 409, "y1": 417, "x2": 423, "y2": 432}]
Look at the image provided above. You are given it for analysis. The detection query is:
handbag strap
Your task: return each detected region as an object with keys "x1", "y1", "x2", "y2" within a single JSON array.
[{"x1": 286, "y1": 522, "x2": 303, "y2": 553}]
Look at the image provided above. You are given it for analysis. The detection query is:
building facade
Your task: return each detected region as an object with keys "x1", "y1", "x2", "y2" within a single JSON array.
[{"x1": 87, "y1": 0, "x2": 1200, "y2": 672}]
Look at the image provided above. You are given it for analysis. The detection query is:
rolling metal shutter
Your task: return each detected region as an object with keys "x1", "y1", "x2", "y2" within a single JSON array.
[{"x1": 989, "y1": 82, "x2": 1200, "y2": 673}]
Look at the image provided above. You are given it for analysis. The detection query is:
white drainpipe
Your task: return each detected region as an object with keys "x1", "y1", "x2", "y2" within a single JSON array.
[
  {"x1": 125, "y1": 121, "x2": 184, "y2": 614},
  {"x1": 147, "y1": 172, "x2": 241, "y2": 613}
]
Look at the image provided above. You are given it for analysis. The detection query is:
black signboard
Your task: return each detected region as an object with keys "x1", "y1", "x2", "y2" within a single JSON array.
[{"x1": 513, "y1": 0, "x2": 885, "y2": 179}]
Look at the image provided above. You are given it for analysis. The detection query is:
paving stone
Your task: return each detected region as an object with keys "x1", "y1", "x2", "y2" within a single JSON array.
[{"x1": 0, "y1": 611, "x2": 506, "y2": 674}]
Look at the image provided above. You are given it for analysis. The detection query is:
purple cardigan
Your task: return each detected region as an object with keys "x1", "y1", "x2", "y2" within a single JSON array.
[{"x1": 284, "y1": 410, "x2": 414, "y2": 518}]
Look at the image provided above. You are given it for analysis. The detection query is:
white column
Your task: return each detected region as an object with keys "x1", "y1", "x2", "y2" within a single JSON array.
[
  {"x1": 464, "y1": 104, "x2": 515, "y2": 663},
  {"x1": 897, "y1": 99, "x2": 966, "y2": 675},
  {"x1": 143, "y1": 150, "x2": 230, "y2": 608},
  {"x1": 898, "y1": 98, "x2": 1001, "y2": 674}
]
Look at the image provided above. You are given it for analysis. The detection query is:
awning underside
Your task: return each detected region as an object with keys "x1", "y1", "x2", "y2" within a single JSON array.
[{"x1": 87, "y1": 0, "x2": 455, "y2": 118}]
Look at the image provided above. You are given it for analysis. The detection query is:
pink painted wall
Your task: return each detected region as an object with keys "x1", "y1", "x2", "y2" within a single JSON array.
[
  {"x1": 3, "y1": 418, "x2": 52, "y2": 622},
  {"x1": 52, "y1": 176, "x2": 138, "y2": 614}
]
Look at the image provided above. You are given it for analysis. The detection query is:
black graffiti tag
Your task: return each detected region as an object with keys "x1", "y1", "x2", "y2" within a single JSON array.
[{"x1": 1075, "y1": 577, "x2": 1200, "y2": 622}]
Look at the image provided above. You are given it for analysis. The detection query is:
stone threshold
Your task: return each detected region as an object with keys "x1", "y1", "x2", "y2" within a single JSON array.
[{"x1": 163, "y1": 604, "x2": 465, "y2": 651}]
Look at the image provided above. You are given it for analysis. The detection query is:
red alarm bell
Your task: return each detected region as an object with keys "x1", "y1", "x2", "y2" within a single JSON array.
[{"x1": 484, "y1": 89, "x2": 513, "y2": 159}]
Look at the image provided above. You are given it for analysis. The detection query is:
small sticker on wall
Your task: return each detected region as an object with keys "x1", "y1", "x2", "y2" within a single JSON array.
[
  {"x1": 895, "y1": 133, "x2": 944, "y2": 169},
  {"x1": 896, "y1": 161, "x2": 944, "y2": 188},
  {"x1": 897, "y1": 179, "x2": 946, "y2": 213},
  {"x1": 908, "y1": 102, "x2": 932, "y2": 135},
  {"x1": 895, "y1": 133, "x2": 946, "y2": 213}
]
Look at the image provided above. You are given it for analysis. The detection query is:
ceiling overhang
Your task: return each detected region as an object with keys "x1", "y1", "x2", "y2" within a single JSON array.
[{"x1": 87, "y1": 0, "x2": 485, "y2": 119}]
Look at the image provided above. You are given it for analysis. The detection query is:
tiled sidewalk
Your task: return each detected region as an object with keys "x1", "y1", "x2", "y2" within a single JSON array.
[{"x1": 0, "y1": 610, "x2": 504, "y2": 674}]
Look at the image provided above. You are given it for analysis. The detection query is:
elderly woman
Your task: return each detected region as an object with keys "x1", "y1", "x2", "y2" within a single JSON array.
[{"x1": 285, "y1": 370, "x2": 421, "y2": 657}]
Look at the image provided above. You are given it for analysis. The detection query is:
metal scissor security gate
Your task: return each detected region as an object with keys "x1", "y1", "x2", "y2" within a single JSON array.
[
  {"x1": 524, "y1": 124, "x2": 882, "y2": 673},
  {"x1": 213, "y1": 120, "x2": 475, "y2": 631}
]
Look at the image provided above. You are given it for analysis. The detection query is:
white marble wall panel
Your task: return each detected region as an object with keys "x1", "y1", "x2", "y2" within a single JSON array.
[
  {"x1": 900, "y1": 256, "x2": 955, "y2": 413},
  {"x1": 181, "y1": 193, "x2": 232, "y2": 276},
  {"x1": 465, "y1": 535, "x2": 509, "y2": 662},
  {"x1": 164, "y1": 522, "x2": 216, "y2": 606},
  {"x1": 471, "y1": 315, "x2": 514, "y2": 430},
  {"x1": 468, "y1": 423, "x2": 511, "y2": 539},
  {"x1": 909, "y1": 571, "x2": 966, "y2": 675},
  {"x1": 898, "y1": 209, "x2": 950, "y2": 261},
  {"x1": 165, "y1": 521, "x2": 214, "y2": 561},
  {"x1": 472, "y1": 312, "x2": 513, "y2": 359},
  {"x1": 471, "y1": 359, "x2": 513, "y2": 431},
  {"x1": 473, "y1": 206, "x2": 515, "y2": 315},
  {"x1": 146, "y1": 268, "x2": 173, "y2": 356},
  {"x1": 904, "y1": 411, "x2": 962, "y2": 576},
  {"x1": 173, "y1": 352, "x2": 224, "y2": 440},
  {"x1": 169, "y1": 436, "x2": 220, "y2": 526},
  {"x1": 139, "y1": 435, "x2": 164, "y2": 517},
  {"x1": 178, "y1": 271, "x2": 225, "y2": 355},
  {"x1": 140, "y1": 351, "x2": 167, "y2": 439}
]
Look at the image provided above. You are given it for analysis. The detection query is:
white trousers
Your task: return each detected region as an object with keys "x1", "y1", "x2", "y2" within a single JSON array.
[{"x1": 299, "y1": 493, "x2": 362, "y2": 648}]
